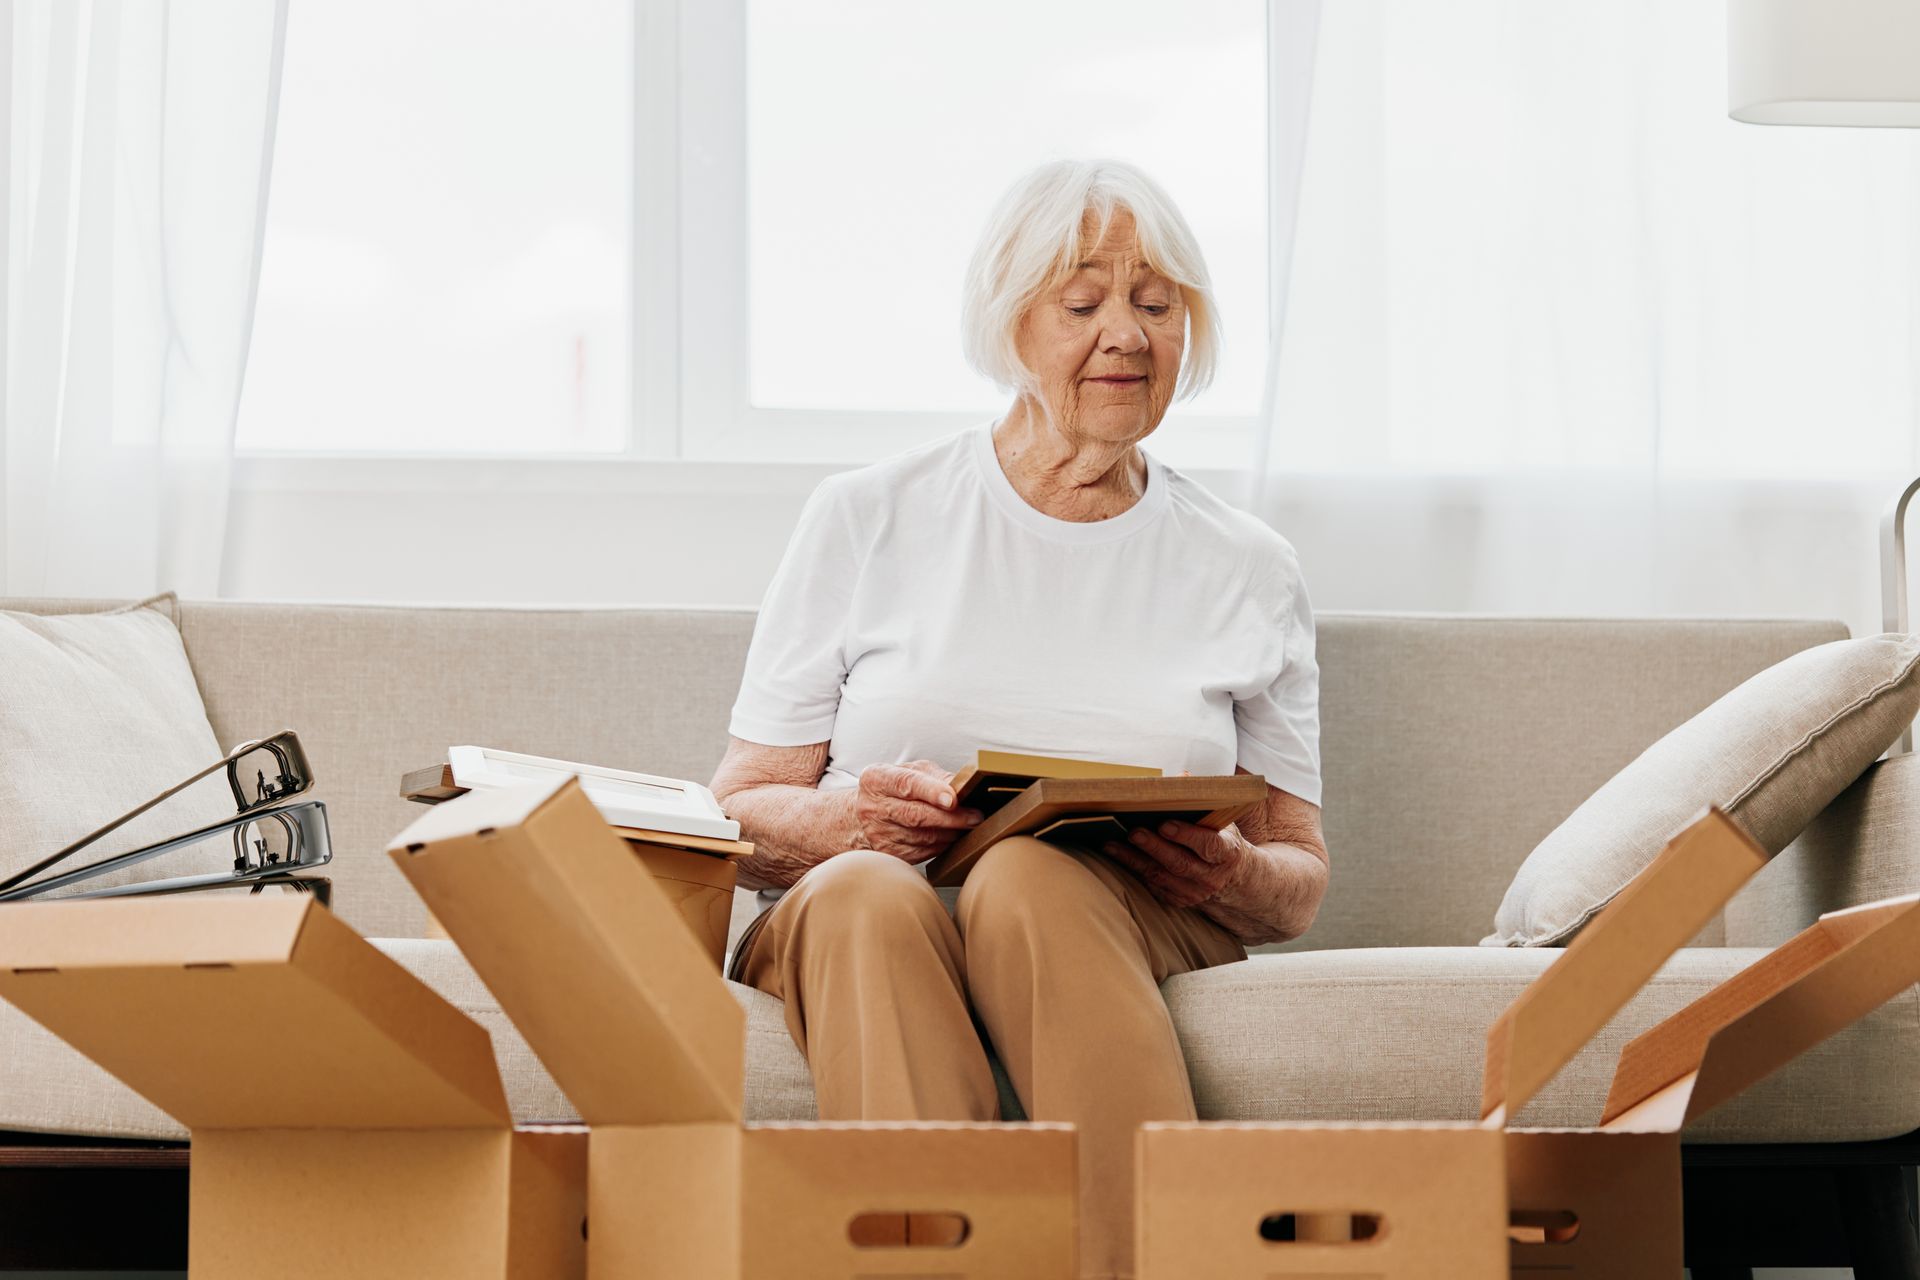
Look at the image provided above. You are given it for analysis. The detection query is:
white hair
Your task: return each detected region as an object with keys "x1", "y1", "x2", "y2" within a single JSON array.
[{"x1": 961, "y1": 158, "x2": 1221, "y2": 403}]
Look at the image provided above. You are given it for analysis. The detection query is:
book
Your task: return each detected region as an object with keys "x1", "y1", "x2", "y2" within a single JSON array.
[{"x1": 446, "y1": 745, "x2": 741, "y2": 842}]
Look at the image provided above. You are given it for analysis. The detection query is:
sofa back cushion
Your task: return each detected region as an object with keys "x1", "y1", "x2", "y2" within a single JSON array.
[{"x1": 0, "y1": 600, "x2": 1851, "y2": 944}]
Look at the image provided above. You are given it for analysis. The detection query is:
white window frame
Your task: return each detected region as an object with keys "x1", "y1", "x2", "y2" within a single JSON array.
[{"x1": 235, "y1": 0, "x2": 1275, "y2": 474}]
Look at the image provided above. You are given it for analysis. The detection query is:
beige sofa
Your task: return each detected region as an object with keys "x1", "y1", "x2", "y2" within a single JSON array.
[{"x1": 3, "y1": 598, "x2": 1917, "y2": 1153}]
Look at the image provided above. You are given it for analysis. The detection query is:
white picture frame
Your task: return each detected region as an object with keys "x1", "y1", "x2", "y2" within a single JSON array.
[{"x1": 446, "y1": 745, "x2": 741, "y2": 841}]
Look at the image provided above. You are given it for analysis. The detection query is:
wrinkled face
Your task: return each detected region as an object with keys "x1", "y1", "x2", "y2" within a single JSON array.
[{"x1": 1013, "y1": 207, "x2": 1186, "y2": 447}]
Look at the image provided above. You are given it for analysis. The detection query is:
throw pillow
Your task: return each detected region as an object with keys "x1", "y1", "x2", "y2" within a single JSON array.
[
  {"x1": 1484, "y1": 632, "x2": 1920, "y2": 947},
  {"x1": 0, "y1": 595, "x2": 236, "y2": 892}
]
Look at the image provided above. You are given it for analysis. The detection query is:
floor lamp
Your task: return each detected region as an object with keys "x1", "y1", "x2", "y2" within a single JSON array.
[
  {"x1": 1728, "y1": 3, "x2": 1920, "y2": 751},
  {"x1": 1728, "y1": 0, "x2": 1920, "y2": 126}
]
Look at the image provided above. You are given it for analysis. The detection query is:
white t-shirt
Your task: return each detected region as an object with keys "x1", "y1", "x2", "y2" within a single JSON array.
[{"x1": 728, "y1": 419, "x2": 1323, "y2": 818}]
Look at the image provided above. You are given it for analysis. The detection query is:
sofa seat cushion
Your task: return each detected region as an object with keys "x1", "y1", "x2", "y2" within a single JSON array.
[
  {"x1": 0, "y1": 936, "x2": 827, "y2": 1142},
  {"x1": 1167, "y1": 946, "x2": 1920, "y2": 1142},
  {"x1": 5, "y1": 942, "x2": 1916, "y2": 1145}
]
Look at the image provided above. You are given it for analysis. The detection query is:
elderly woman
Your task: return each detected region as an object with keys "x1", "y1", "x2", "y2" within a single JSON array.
[{"x1": 710, "y1": 158, "x2": 1328, "y2": 1280}]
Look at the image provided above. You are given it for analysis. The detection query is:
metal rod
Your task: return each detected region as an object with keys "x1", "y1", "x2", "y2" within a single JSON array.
[{"x1": 1880, "y1": 476, "x2": 1920, "y2": 754}]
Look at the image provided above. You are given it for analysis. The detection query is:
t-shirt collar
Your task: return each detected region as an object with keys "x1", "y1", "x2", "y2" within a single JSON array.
[{"x1": 972, "y1": 416, "x2": 1169, "y2": 545}]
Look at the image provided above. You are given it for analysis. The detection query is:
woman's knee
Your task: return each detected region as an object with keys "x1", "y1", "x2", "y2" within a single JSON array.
[
  {"x1": 789, "y1": 848, "x2": 943, "y2": 926},
  {"x1": 958, "y1": 836, "x2": 1104, "y2": 930}
]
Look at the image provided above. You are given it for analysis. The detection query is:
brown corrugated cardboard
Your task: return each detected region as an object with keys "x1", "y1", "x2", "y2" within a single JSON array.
[
  {"x1": 419, "y1": 829, "x2": 738, "y2": 965},
  {"x1": 630, "y1": 838, "x2": 736, "y2": 968},
  {"x1": 594, "y1": 1123, "x2": 1077, "y2": 1277},
  {"x1": 0, "y1": 894, "x2": 586, "y2": 1278},
  {"x1": 400, "y1": 761, "x2": 745, "y2": 967},
  {"x1": 388, "y1": 775, "x2": 1078, "y2": 1279},
  {"x1": 389, "y1": 778, "x2": 742, "y2": 1126},
  {"x1": 1137, "y1": 806, "x2": 1768, "y2": 1279},
  {"x1": 1137, "y1": 1123, "x2": 1507, "y2": 1276},
  {"x1": 1505, "y1": 891, "x2": 1920, "y2": 1278}
]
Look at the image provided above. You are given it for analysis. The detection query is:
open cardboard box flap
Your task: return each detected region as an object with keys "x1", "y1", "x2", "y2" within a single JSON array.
[
  {"x1": 0, "y1": 895, "x2": 511, "y2": 1131},
  {"x1": 389, "y1": 774, "x2": 745, "y2": 1127},
  {"x1": 389, "y1": 773, "x2": 566, "y2": 845},
  {"x1": 1601, "y1": 892, "x2": 1920, "y2": 1133},
  {"x1": 1479, "y1": 806, "x2": 1769, "y2": 1128},
  {"x1": 1135, "y1": 808, "x2": 1774, "y2": 1280},
  {"x1": 394, "y1": 778, "x2": 1080, "y2": 1279},
  {"x1": 1497, "y1": 893, "x2": 1920, "y2": 1280}
]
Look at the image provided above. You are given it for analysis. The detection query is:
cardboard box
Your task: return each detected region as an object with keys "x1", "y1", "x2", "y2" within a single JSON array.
[
  {"x1": 1505, "y1": 890, "x2": 1920, "y2": 1278},
  {"x1": 402, "y1": 761, "x2": 744, "y2": 968},
  {"x1": 0, "y1": 894, "x2": 587, "y2": 1279},
  {"x1": 420, "y1": 836, "x2": 737, "y2": 967},
  {"x1": 628, "y1": 838, "x2": 737, "y2": 969},
  {"x1": 1135, "y1": 806, "x2": 1769, "y2": 1279},
  {"x1": 387, "y1": 775, "x2": 1078, "y2": 1279}
]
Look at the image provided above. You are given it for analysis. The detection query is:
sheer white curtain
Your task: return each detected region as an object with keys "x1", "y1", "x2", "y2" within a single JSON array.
[
  {"x1": 1252, "y1": 0, "x2": 1920, "y2": 639},
  {"x1": 1, "y1": 0, "x2": 286, "y2": 599}
]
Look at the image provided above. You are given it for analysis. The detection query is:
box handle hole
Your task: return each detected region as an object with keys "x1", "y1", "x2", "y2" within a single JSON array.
[
  {"x1": 1258, "y1": 1212, "x2": 1384, "y2": 1243},
  {"x1": 1508, "y1": 1209, "x2": 1581, "y2": 1245},
  {"x1": 847, "y1": 1212, "x2": 970, "y2": 1248}
]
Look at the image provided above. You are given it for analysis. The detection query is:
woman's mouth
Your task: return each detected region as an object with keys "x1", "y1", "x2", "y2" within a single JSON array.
[{"x1": 1088, "y1": 375, "x2": 1145, "y2": 385}]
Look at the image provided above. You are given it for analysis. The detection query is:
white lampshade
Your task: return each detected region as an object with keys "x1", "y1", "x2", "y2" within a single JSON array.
[{"x1": 1729, "y1": 0, "x2": 1920, "y2": 127}]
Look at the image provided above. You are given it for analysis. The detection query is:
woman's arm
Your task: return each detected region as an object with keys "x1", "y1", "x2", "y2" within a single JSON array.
[
  {"x1": 1196, "y1": 779, "x2": 1328, "y2": 947},
  {"x1": 709, "y1": 738, "x2": 850, "y2": 891},
  {"x1": 709, "y1": 737, "x2": 984, "y2": 891},
  {"x1": 1100, "y1": 768, "x2": 1329, "y2": 948}
]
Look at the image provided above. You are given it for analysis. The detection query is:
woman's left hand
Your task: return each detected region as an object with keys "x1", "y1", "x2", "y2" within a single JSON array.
[{"x1": 1100, "y1": 818, "x2": 1252, "y2": 910}]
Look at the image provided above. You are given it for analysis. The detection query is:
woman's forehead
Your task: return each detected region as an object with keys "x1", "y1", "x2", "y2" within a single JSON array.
[
  {"x1": 1068, "y1": 210, "x2": 1171, "y2": 278},
  {"x1": 1078, "y1": 206, "x2": 1137, "y2": 252},
  {"x1": 1062, "y1": 253, "x2": 1171, "y2": 285}
]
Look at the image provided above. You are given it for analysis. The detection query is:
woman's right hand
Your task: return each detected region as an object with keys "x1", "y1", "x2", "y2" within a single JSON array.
[{"x1": 852, "y1": 759, "x2": 984, "y2": 863}]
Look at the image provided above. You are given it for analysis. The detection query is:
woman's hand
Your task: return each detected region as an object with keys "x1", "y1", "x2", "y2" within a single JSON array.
[
  {"x1": 1101, "y1": 770, "x2": 1329, "y2": 944},
  {"x1": 852, "y1": 760, "x2": 984, "y2": 864},
  {"x1": 1100, "y1": 819, "x2": 1252, "y2": 909}
]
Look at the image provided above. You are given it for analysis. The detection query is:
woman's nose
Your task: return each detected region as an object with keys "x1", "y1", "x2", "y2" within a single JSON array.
[{"x1": 1099, "y1": 304, "x2": 1149, "y2": 353}]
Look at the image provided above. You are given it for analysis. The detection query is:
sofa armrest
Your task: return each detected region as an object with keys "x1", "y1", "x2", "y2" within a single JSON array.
[{"x1": 1725, "y1": 752, "x2": 1920, "y2": 947}]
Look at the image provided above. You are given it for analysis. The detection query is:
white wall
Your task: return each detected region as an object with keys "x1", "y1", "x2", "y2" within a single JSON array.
[
  {"x1": 223, "y1": 457, "x2": 1899, "y2": 650},
  {"x1": 221, "y1": 457, "x2": 1254, "y2": 610},
  {"x1": 222, "y1": 456, "x2": 874, "y2": 608}
]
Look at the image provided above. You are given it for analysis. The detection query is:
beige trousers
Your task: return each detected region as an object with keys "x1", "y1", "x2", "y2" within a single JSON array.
[{"x1": 729, "y1": 835, "x2": 1248, "y2": 1280}]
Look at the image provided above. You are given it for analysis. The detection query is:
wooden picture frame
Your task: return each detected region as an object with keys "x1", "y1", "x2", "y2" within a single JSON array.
[{"x1": 925, "y1": 773, "x2": 1269, "y2": 887}]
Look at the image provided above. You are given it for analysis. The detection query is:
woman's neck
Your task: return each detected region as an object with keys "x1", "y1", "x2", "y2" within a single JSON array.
[{"x1": 991, "y1": 401, "x2": 1149, "y2": 524}]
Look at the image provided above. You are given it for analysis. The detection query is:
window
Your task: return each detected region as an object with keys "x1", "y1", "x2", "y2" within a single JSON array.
[
  {"x1": 238, "y1": 0, "x2": 631, "y2": 453},
  {"x1": 743, "y1": 0, "x2": 1268, "y2": 419},
  {"x1": 1264, "y1": 0, "x2": 1920, "y2": 481},
  {"x1": 237, "y1": 0, "x2": 1271, "y2": 463}
]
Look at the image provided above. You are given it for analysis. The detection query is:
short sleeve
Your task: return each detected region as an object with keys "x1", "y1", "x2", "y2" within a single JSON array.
[
  {"x1": 727, "y1": 475, "x2": 861, "y2": 746},
  {"x1": 1234, "y1": 550, "x2": 1323, "y2": 807}
]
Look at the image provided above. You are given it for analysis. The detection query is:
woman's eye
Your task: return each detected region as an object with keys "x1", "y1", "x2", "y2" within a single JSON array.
[
  {"x1": 1139, "y1": 304, "x2": 1169, "y2": 316},
  {"x1": 1066, "y1": 305, "x2": 1097, "y2": 316}
]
